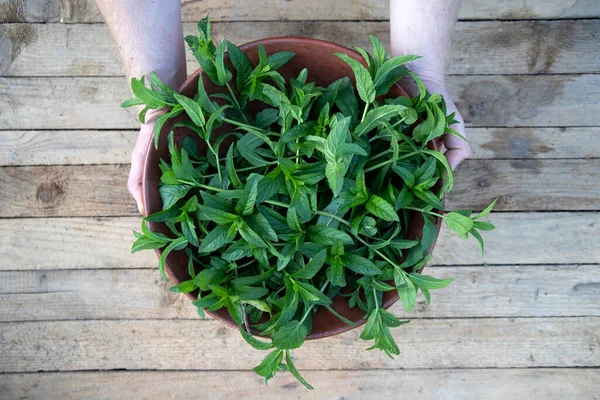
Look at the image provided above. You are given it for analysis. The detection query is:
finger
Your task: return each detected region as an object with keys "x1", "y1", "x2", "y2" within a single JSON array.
[{"x1": 128, "y1": 123, "x2": 154, "y2": 215}]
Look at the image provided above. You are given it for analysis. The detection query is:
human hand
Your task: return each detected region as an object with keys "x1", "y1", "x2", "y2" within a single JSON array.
[
  {"x1": 401, "y1": 73, "x2": 471, "y2": 170},
  {"x1": 127, "y1": 108, "x2": 165, "y2": 215}
]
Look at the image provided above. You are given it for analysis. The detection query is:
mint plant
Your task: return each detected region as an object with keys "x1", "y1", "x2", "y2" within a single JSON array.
[{"x1": 123, "y1": 16, "x2": 496, "y2": 390}]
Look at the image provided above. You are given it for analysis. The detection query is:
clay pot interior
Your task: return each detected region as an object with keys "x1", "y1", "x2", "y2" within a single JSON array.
[{"x1": 142, "y1": 37, "x2": 442, "y2": 339}]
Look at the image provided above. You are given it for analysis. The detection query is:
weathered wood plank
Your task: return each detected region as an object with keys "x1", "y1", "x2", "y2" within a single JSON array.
[
  {"x1": 1, "y1": 160, "x2": 598, "y2": 218},
  {"x1": 0, "y1": 130, "x2": 136, "y2": 166},
  {"x1": 450, "y1": 159, "x2": 600, "y2": 211},
  {"x1": 1, "y1": 369, "x2": 598, "y2": 400},
  {"x1": 0, "y1": 318, "x2": 597, "y2": 372},
  {"x1": 2, "y1": 128, "x2": 597, "y2": 166},
  {"x1": 3, "y1": 21, "x2": 599, "y2": 77},
  {"x1": 0, "y1": 265, "x2": 597, "y2": 322},
  {"x1": 1, "y1": 213, "x2": 598, "y2": 270},
  {"x1": 1, "y1": 0, "x2": 598, "y2": 23},
  {"x1": 0, "y1": 217, "x2": 156, "y2": 271},
  {"x1": 465, "y1": 127, "x2": 600, "y2": 160},
  {"x1": 0, "y1": 165, "x2": 137, "y2": 217},
  {"x1": 448, "y1": 74, "x2": 600, "y2": 128},
  {"x1": 2, "y1": 75, "x2": 597, "y2": 130}
]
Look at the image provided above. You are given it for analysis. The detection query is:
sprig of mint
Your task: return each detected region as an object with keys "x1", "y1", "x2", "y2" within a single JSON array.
[{"x1": 123, "y1": 16, "x2": 497, "y2": 390}]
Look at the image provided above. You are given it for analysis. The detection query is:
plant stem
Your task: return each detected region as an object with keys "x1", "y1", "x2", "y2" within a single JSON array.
[
  {"x1": 367, "y1": 149, "x2": 393, "y2": 162},
  {"x1": 225, "y1": 82, "x2": 251, "y2": 125},
  {"x1": 315, "y1": 210, "x2": 350, "y2": 226},
  {"x1": 363, "y1": 151, "x2": 419, "y2": 173},
  {"x1": 403, "y1": 206, "x2": 445, "y2": 219},
  {"x1": 372, "y1": 287, "x2": 379, "y2": 311},
  {"x1": 299, "y1": 280, "x2": 330, "y2": 325},
  {"x1": 360, "y1": 102, "x2": 370, "y2": 124}
]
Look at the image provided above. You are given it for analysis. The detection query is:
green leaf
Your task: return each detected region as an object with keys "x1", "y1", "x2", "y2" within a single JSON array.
[
  {"x1": 325, "y1": 162, "x2": 345, "y2": 198},
  {"x1": 359, "y1": 309, "x2": 380, "y2": 340},
  {"x1": 231, "y1": 268, "x2": 275, "y2": 287},
  {"x1": 354, "y1": 105, "x2": 408, "y2": 137},
  {"x1": 159, "y1": 185, "x2": 191, "y2": 210},
  {"x1": 294, "y1": 281, "x2": 332, "y2": 305},
  {"x1": 267, "y1": 51, "x2": 296, "y2": 69},
  {"x1": 409, "y1": 273, "x2": 453, "y2": 290},
  {"x1": 158, "y1": 237, "x2": 188, "y2": 280},
  {"x1": 235, "y1": 285, "x2": 268, "y2": 300},
  {"x1": 225, "y1": 144, "x2": 242, "y2": 188},
  {"x1": 215, "y1": 40, "x2": 232, "y2": 86},
  {"x1": 334, "y1": 53, "x2": 375, "y2": 104},
  {"x1": 272, "y1": 320, "x2": 308, "y2": 350},
  {"x1": 255, "y1": 108, "x2": 279, "y2": 128},
  {"x1": 169, "y1": 280, "x2": 197, "y2": 293},
  {"x1": 326, "y1": 258, "x2": 346, "y2": 287},
  {"x1": 422, "y1": 149, "x2": 454, "y2": 193},
  {"x1": 240, "y1": 329, "x2": 274, "y2": 351},
  {"x1": 470, "y1": 228, "x2": 485, "y2": 254},
  {"x1": 412, "y1": 104, "x2": 434, "y2": 143},
  {"x1": 198, "y1": 224, "x2": 236, "y2": 254},
  {"x1": 235, "y1": 174, "x2": 260, "y2": 216},
  {"x1": 373, "y1": 55, "x2": 420, "y2": 89},
  {"x1": 198, "y1": 206, "x2": 238, "y2": 225},
  {"x1": 227, "y1": 40, "x2": 252, "y2": 92},
  {"x1": 425, "y1": 103, "x2": 447, "y2": 143},
  {"x1": 341, "y1": 254, "x2": 381, "y2": 276},
  {"x1": 253, "y1": 349, "x2": 284, "y2": 380},
  {"x1": 281, "y1": 121, "x2": 317, "y2": 142},
  {"x1": 473, "y1": 198, "x2": 498, "y2": 220},
  {"x1": 237, "y1": 220, "x2": 267, "y2": 248},
  {"x1": 292, "y1": 249, "x2": 327, "y2": 279},
  {"x1": 445, "y1": 212, "x2": 474, "y2": 238},
  {"x1": 394, "y1": 269, "x2": 416, "y2": 313},
  {"x1": 366, "y1": 195, "x2": 399, "y2": 222},
  {"x1": 394, "y1": 186, "x2": 414, "y2": 210},
  {"x1": 237, "y1": 134, "x2": 270, "y2": 167},
  {"x1": 246, "y1": 211, "x2": 278, "y2": 242},
  {"x1": 173, "y1": 93, "x2": 205, "y2": 127},
  {"x1": 307, "y1": 225, "x2": 354, "y2": 246},
  {"x1": 473, "y1": 221, "x2": 495, "y2": 231},
  {"x1": 131, "y1": 237, "x2": 165, "y2": 253},
  {"x1": 392, "y1": 164, "x2": 416, "y2": 188},
  {"x1": 285, "y1": 350, "x2": 314, "y2": 390}
]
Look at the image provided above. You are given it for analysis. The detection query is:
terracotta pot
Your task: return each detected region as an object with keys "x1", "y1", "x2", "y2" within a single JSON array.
[{"x1": 142, "y1": 37, "x2": 442, "y2": 339}]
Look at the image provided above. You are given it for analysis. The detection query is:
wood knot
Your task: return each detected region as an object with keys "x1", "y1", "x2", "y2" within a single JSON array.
[{"x1": 36, "y1": 181, "x2": 64, "y2": 206}]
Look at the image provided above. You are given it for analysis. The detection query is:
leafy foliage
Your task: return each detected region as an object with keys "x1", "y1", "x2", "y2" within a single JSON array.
[{"x1": 124, "y1": 17, "x2": 497, "y2": 390}]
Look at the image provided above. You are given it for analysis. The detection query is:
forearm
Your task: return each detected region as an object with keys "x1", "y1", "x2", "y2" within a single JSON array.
[
  {"x1": 390, "y1": 0, "x2": 460, "y2": 85},
  {"x1": 96, "y1": 0, "x2": 187, "y2": 89}
]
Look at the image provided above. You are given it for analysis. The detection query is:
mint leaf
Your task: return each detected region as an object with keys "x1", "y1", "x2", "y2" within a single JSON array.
[{"x1": 366, "y1": 195, "x2": 399, "y2": 222}]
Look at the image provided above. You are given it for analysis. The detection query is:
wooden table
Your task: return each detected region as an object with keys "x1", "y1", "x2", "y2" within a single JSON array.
[{"x1": 1, "y1": 1, "x2": 599, "y2": 398}]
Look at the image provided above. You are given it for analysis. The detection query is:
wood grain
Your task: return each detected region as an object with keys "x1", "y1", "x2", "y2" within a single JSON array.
[
  {"x1": 1, "y1": 0, "x2": 598, "y2": 22},
  {"x1": 2, "y1": 75, "x2": 598, "y2": 130},
  {"x1": 2, "y1": 128, "x2": 597, "y2": 167},
  {"x1": 450, "y1": 159, "x2": 600, "y2": 211},
  {"x1": 1, "y1": 213, "x2": 599, "y2": 270},
  {"x1": 0, "y1": 317, "x2": 597, "y2": 372},
  {"x1": 2, "y1": 21, "x2": 599, "y2": 77},
  {"x1": 0, "y1": 265, "x2": 597, "y2": 322},
  {"x1": 465, "y1": 127, "x2": 600, "y2": 160},
  {"x1": 0, "y1": 165, "x2": 137, "y2": 217},
  {"x1": 0, "y1": 130, "x2": 136, "y2": 166},
  {"x1": 1, "y1": 160, "x2": 598, "y2": 218},
  {"x1": 1, "y1": 369, "x2": 598, "y2": 400},
  {"x1": 0, "y1": 217, "x2": 156, "y2": 271}
]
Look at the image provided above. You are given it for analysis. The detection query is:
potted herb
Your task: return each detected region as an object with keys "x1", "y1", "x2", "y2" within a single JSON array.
[{"x1": 123, "y1": 17, "x2": 496, "y2": 389}]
